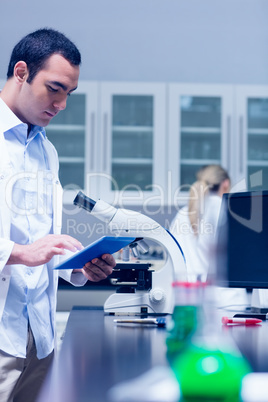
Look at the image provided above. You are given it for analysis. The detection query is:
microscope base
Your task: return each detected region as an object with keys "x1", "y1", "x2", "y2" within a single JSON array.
[{"x1": 104, "y1": 291, "x2": 173, "y2": 315}]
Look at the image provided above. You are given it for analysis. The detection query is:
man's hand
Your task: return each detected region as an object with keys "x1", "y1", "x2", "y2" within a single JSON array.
[
  {"x1": 7, "y1": 234, "x2": 83, "y2": 267},
  {"x1": 73, "y1": 254, "x2": 116, "y2": 282}
]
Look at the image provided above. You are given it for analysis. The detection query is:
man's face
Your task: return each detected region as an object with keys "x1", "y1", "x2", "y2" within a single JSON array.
[{"x1": 16, "y1": 54, "x2": 80, "y2": 127}]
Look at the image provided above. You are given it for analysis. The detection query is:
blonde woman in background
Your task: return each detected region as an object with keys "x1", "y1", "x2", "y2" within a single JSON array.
[{"x1": 170, "y1": 165, "x2": 248, "y2": 308}]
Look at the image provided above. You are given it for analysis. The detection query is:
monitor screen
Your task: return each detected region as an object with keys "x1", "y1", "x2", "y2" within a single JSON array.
[{"x1": 216, "y1": 191, "x2": 268, "y2": 289}]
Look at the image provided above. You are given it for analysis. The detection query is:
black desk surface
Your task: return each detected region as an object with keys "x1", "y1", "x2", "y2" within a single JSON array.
[{"x1": 37, "y1": 306, "x2": 268, "y2": 402}]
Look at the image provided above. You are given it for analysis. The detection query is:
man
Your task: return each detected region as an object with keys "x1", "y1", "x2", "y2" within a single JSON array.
[{"x1": 0, "y1": 28, "x2": 116, "y2": 401}]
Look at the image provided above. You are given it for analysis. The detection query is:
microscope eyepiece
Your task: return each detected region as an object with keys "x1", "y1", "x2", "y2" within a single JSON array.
[{"x1": 73, "y1": 191, "x2": 96, "y2": 212}]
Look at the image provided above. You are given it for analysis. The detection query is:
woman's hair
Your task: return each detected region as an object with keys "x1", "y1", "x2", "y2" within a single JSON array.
[
  {"x1": 7, "y1": 28, "x2": 81, "y2": 83},
  {"x1": 196, "y1": 164, "x2": 230, "y2": 193},
  {"x1": 188, "y1": 165, "x2": 230, "y2": 235}
]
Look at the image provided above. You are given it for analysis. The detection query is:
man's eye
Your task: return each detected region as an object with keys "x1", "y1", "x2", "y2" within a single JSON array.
[{"x1": 48, "y1": 86, "x2": 58, "y2": 93}]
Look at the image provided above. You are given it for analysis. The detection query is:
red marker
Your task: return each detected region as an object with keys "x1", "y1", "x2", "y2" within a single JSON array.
[{"x1": 222, "y1": 316, "x2": 262, "y2": 325}]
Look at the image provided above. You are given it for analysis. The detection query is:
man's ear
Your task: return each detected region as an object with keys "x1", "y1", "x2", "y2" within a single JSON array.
[{"x1": 13, "y1": 61, "x2": 28, "y2": 83}]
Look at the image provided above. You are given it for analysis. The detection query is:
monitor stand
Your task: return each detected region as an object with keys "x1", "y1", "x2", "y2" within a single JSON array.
[
  {"x1": 250, "y1": 289, "x2": 268, "y2": 313},
  {"x1": 233, "y1": 289, "x2": 268, "y2": 318}
]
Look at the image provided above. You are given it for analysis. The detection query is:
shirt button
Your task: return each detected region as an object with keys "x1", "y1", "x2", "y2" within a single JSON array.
[
  {"x1": 2, "y1": 277, "x2": 6, "y2": 281},
  {"x1": 0, "y1": 175, "x2": 4, "y2": 180}
]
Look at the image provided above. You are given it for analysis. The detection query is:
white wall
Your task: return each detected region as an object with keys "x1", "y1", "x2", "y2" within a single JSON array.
[{"x1": 1, "y1": 0, "x2": 268, "y2": 84}]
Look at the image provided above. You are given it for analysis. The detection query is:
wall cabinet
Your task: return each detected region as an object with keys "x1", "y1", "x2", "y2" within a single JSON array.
[
  {"x1": 95, "y1": 82, "x2": 167, "y2": 205},
  {"x1": 234, "y1": 86, "x2": 268, "y2": 192},
  {"x1": 167, "y1": 84, "x2": 268, "y2": 203},
  {"x1": 168, "y1": 84, "x2": 234, "y2": 204},
  {"x1": 61, "y1": 82, "x2": 267, "y2": 206}
]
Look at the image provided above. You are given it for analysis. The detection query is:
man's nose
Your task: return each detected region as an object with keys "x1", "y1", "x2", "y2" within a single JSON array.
[{"x1": 53, "y1": 96, "x2": 67, "y2": 111}]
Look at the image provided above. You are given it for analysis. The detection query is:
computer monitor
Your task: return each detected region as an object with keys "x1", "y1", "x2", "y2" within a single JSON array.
[{"x1": 216, "y1": 190, "x2": 268, "y2": 289}]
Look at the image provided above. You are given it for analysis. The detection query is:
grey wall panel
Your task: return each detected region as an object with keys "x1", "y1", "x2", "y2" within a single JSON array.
[{"x1": 0, "y1": 0, "x2": 268, "y2": 84}]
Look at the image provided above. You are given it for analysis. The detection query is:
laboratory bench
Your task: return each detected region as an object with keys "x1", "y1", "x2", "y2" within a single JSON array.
[{"x1": 37, "y1": 306, "x2": 268, "y2": 402}]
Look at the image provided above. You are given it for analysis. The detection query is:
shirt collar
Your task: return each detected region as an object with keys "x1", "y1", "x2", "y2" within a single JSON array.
[
  {"x1": 0, "y1": 97, "x2": 46, "y2": 140},
  {"x1": 29, "y1": 124, "x2": 46, "y2": 140}
]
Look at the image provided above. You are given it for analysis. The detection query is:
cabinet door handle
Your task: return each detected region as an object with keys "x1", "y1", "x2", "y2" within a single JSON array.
[
  {"x1": 239, "y1": 116, "x2": 244, "y2": 174},
  {"x1": 90, "y1": 112, "x2": 95, "y2": 171},
  {"x1": 103, "y1": 113, "x2": 108, "y2": 172}
]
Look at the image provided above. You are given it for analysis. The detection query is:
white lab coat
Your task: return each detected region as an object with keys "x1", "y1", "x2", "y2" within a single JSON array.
[
  {"x1": 170, "y1": 196, "x2": 222, "y2": 281},
  {"x1": 170, "y1": 205, "x2": 206, "y2": 281},
  {"x1": 0, "y1": 128, "x2": 86, "y2": 332}
]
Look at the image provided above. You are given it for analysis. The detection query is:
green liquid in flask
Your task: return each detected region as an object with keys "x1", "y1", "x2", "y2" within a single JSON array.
[{"x1": 171, "y1": 343, "x2": 251, "y2": 402}]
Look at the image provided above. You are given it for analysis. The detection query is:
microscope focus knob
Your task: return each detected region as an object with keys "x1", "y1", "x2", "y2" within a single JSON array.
[{"x1": 149, "y1": 288, "x2": 166, "y2": 304}]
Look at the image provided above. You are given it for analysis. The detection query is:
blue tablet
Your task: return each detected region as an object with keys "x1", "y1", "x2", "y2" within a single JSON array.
[{"x1": 53, "y1": 236, "x2": 136, "y2": 270}]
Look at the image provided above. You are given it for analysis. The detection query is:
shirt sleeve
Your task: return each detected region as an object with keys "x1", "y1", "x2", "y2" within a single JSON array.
[
  {"x1": 55, "y1": 250, "x2": 87, "y2": 286},
  {"x1": 59, "y1": 269, "x2": 87, "y2": 287}
]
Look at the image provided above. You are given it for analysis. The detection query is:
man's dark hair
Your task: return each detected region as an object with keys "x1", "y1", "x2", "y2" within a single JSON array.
[{"x1": 7, "y1": 28, "x2": 81, "y2": 83}]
